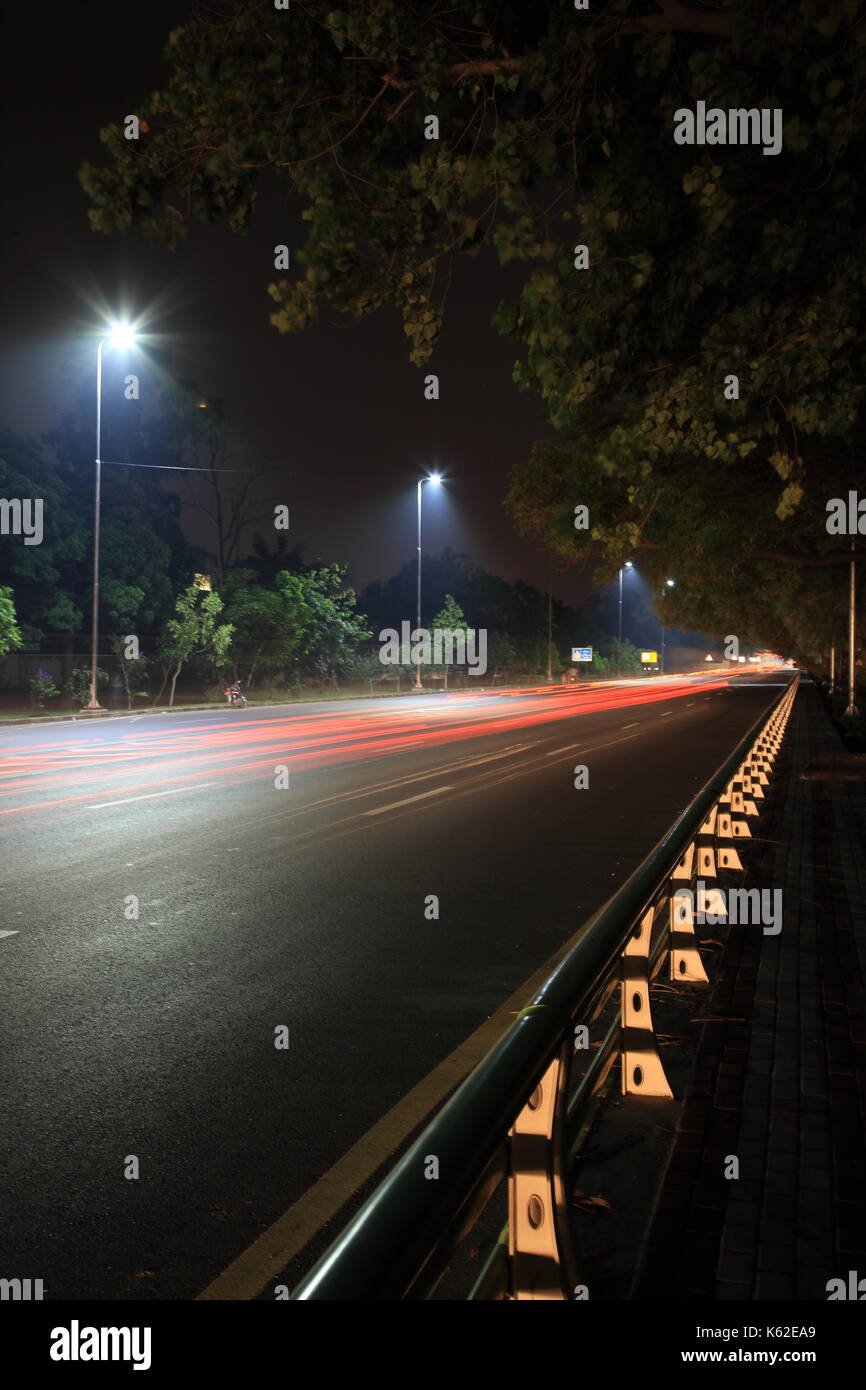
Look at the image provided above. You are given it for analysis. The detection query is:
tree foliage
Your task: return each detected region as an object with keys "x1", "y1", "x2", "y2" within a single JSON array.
[
  {"x1": 79, "y1": 0, "x2": 866, "y2": 660},
  {"x1": 0, "y1": 586, "x2": 22, "y2": 657},
  {"x1": 0, "y1": 431, "x2": 87, "y2": 643},
  {"x1": 157, "y1": 584, "x2": 234, "y2": 706},
  {"x1": 362, "y1": 548, "x2": 601, "y2": 670},
  {"x1": 277, "y1": 564, "x2": 372, "y2": 679},
  {"x1": 221, "y1": 563, "x2": 371, "y2": 689},
  {"x1": 430, "y1": 592, "x2": 470, "y2": 687},
  {"x1": 221, "y1": 565, "x2": 306, "y2": 685}
]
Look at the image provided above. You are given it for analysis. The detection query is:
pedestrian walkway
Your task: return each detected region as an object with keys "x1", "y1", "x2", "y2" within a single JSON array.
[{"x1": 635, "y1": 678, "x2": 866, "y2": 1299}]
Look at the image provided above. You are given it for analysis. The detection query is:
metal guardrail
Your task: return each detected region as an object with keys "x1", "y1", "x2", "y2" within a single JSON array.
[{"x1": 292, "y1": 675, "x2": 800, "y2": 1300}]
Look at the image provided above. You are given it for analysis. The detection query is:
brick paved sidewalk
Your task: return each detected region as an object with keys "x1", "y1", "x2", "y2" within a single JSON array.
[{"x1": 635, "y1": 679, "x2": 866, "y2": 1300}]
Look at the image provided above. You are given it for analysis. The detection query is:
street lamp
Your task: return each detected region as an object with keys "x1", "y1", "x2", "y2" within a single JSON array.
[
  {"x1": 660, "y1": 578, "x2": 675, "y2": 674},
  {"x1": 82, "y1": 323, "x2": 138, "y2": 713},
  {"x1": 617, "y1": 561, "x2": 633, "y2": 677},
  {"x1": 414, "y1": 473, "x2": 442, "y2": 692}
]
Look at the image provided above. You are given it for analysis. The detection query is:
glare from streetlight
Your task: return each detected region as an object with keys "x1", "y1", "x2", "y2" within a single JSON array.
[
  {"x1": 428, "y1": 473, "x2": 442, "y2": 485},
  {"x1": 624, "y1": 560, "x2": 633, "y2": 569},
  {"x1": 665, "y1": 578, "x2": 675, "y2": 587},
  {"x1": 106, "y1": 323, "x2": 137, "y2": 350}
]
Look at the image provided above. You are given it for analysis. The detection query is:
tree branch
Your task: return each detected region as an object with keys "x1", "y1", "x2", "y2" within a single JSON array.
[
  {"x1": 617, "y1": 1, "x2": 730, "y2": 39},
  {"x1": 385, "y1": 57, "x2": 522, "y2": 91}
]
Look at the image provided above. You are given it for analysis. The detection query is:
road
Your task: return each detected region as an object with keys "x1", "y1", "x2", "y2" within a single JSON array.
[{"x1": 0, "y1": 671, "x2": 789, "y2": 1299}]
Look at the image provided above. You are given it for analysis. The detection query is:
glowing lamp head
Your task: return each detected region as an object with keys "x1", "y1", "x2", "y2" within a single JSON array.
[
  {"x1": 624, "y1": 560, "x2": 633, "y2": 570},
  {"x1": 665, "y1": 578, "x2": 675, "y2": 588},
  {"x1": 428, "y1": 474, "x2": 442, "y2": 485},
  {"x1": 106, "y1": 323, "x2": 137, "y2": 350}
]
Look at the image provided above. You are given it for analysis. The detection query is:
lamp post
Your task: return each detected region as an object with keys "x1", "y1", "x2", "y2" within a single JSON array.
[
  {"x1": 660, "y1": 577, "x2": 675, "y2": 674},
  {"x1": 82, "y1": 324, "x2": 137, "y2": 713},
  {"x1": 844, "y1": 537, "x2": 859, "y2": 718},
  {"x1": 546, "y1": 558, "x2": 553, "y2": 682},
  {"x1": 414, "y1": 474, "x2": 441, "y2": 692},
  {"x1": 617, "y1": 561, "x2": 632, "y2": 677}
]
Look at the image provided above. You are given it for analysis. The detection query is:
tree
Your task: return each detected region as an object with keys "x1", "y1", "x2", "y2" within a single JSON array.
[
  {"x1": 156, "y1": 384, "x2": 280, "y2": 585},
  {"x1": 44, "y1": 383, "x2": 195, "y2": 644},
  {"x1": 156, "y1": 585, "x2": 234, "y2": 706},
  {"x1": 343, "y1": 649, "x2": 387, "y2": 697},
  {"x1": 617, "y1": 639, "x2": 644, "y2": 675},
  {"x1": 277, "y1": 565, "x2": 372, "y2": 683},
  {"x1": 111, "y1": 637, "x2": 149, "y2": 711},
  {"x1": 221, "y1": 566, "x2": 305, "y2": 691},
  {"x1": 79, "y1": 2, "x2": 866, "y2": 660},
  {"x1": 221, "y1": 564, "x2": 371, "y2": 692},
  {"x1": 0, "y1": 587, "x2": 22, "y2": 656},
  {"x1": 486, "y1": 632, "x2": 517, "y2": 686},
  {"x1": 245, "y1": 532, "x2": 308, "y2": 585},
  {"x1": 0, "y1": 431, "x2": 86, "y2": 644},
  {"x1": 362, "y1": 547, "x2": 607, "y2": 678},
  {"x1": 430, "y1": 594, "x2": 471, "y2": 690}
]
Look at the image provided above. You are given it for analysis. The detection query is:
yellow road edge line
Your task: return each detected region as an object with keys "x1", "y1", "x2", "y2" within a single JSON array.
[{"x1": 196, "y1": 930, "x2": 586, "y2": 1301}]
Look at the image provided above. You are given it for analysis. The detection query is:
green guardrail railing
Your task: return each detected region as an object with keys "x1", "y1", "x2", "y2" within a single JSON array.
[{"x1": 292, "y1": 674, "x2": 799, "y2": 1300}]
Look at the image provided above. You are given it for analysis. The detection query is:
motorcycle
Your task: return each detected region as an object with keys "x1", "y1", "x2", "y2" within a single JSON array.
[{"x1": 224, "y1": 682, "x2": 247, "y2": 708}]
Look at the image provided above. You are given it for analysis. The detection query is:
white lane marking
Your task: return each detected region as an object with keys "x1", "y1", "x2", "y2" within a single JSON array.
[
  {"x1": 87, "y1": 783, "x2": 219, "y2": 809},
  {"x1": 544, "y1": 742, "x2": 583, "y2": 756},
  {"x1": 621, "y1": 722, "x2": 639, "y2": 729},
  {"x1": 659, "y1": 711, "x2": 672, "y2": 717},
  {"x1": 362, "y1": 787, "x2": 453, "y2": 816},
  {"x1": 0, "y1": 931, "x2": 20, "y2": 939},
  {"x1": 687, "y1": 702, "x2": 696, "y2": 706},
  {"x1": 456, "y1": 743, "x2": 536, "y2": 769}
]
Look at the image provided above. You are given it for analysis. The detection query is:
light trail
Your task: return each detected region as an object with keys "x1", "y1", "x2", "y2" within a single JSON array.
[{"x1": 0, "y1": 674, "x2": 734, "y2": 817}]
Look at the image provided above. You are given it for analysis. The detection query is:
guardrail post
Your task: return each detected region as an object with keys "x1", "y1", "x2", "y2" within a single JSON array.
[
  {"x1": 506, "y1": 1041, "x2": 574, "y2": 1300},
  {"x1": 621, "y1": 907, "x2": 673, "y2": 1096},
  {"x1": 667, "y1": 677, "x2": 799, "y2": 979},
  {"x1": 668, "y1": 879, "x2": 711, "y2": 984}
]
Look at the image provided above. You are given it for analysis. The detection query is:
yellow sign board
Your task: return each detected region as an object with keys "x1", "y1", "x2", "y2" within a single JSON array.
[{"x1": 640, "y1": 650, "x2": 658, "y2": 663}]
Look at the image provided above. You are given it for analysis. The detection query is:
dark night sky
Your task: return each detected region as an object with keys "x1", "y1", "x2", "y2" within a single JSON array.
[{"x1": 0, "y1": 3, "x2": 606, "y2": 606}]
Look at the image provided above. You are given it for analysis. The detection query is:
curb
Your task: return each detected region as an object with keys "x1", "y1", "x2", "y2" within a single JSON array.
[
  {"x1": 0, "y1": 670, "x2": 717, "y2": 728},
  {"x1": 0, "y1": 688, "x2": 478, "y2": 727},
  {"x1": 0, "y1": 703, "x2": 229, "y2": 727}
]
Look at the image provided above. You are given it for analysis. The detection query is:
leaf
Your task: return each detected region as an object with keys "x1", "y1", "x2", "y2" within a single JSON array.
[{"x1": 571, "y1": 1190, "x2": 615, "y2": 1211}]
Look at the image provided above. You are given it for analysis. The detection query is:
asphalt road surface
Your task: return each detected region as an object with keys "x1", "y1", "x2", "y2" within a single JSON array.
[{"x1": 0, "y1": 671, "x2": 790, "y2": 1299}]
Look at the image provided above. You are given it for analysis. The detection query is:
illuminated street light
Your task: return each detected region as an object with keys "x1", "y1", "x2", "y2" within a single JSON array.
[
  {"x1": 660, "y1": 577, "x2": 675, "y2": 673},
  {"x1": 82, "y1": 323, "x2": 139, "y2": 713},
  {"x1": 106, "y1": 322, "x2": 137, "y2": 351},
  {"x1": 617, "y1": 561, "x2": 633, "y2": 678},
  {"x1": 415, "y1": 473, "x2": 443, "y2": 692}
]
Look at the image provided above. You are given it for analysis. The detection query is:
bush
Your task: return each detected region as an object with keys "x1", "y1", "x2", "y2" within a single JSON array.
[
  {"x1": 29, "y1": 668, "x2": 60, "y2": 707},
  {"x1": 64, "y1": 665, "x2": 109, "y2": 705}
]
